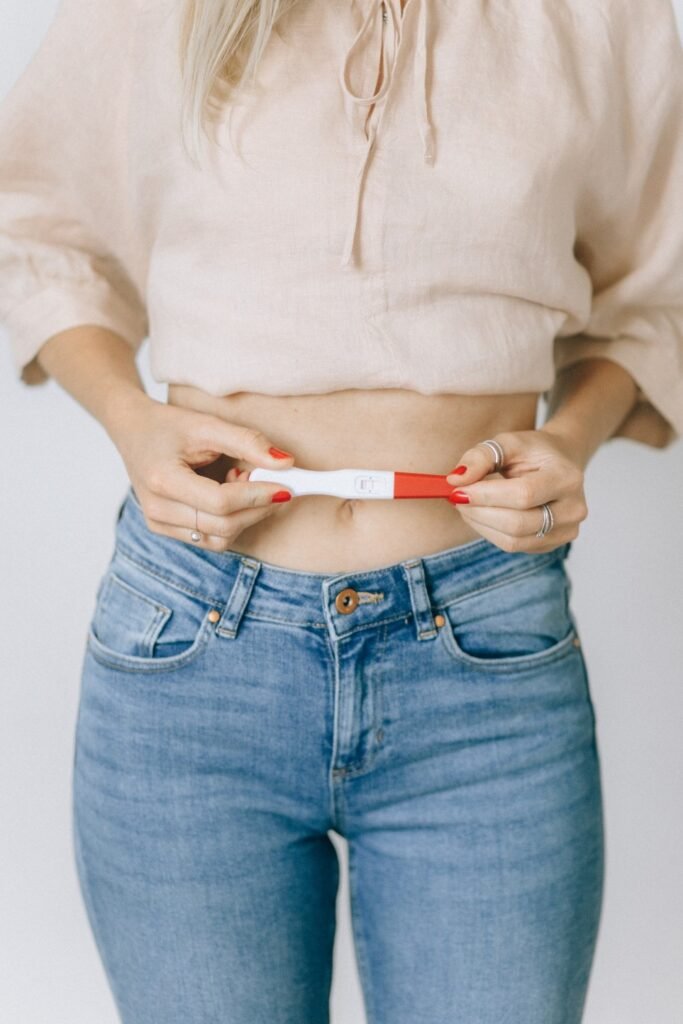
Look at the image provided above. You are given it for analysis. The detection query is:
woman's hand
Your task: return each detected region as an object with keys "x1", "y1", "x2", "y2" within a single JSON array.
[
  {"x1": 444, "y1": 427, "x2": 589, "y2": 554},
  {"x1": 110, "y1": 396, "x2": 297, "y2": 551}
]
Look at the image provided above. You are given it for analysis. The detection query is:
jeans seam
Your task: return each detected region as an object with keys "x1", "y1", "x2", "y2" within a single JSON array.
[
  {"x1": 86, "y1": 612, "x2": 213, "y2": 674},
  {"x1": 105, "y1": 571, "x2": 172, "y2": 655},
  {"x1": 439, "y1": 616, "x2": 579, "y2": 672},
  {"x1": 114, "y1": 543, "x2": 227, "y2": 606},
  {"x1": 440, "y1": 554, "x2": 561, "y2": 612},
  {"x1": 347, "y1": 841, "x2": 377, "y2": 1024},
  {"x1": 375, "y1": 622, "x2": 388, "y2": 761}
]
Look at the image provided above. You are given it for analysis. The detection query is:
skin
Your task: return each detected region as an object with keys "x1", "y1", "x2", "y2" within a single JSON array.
[
  {"x1": 36, "y1": 324, "x2": 640, "y2": 574},
  {"x1": 32, "y1": 1, "x2": 643, "y2": 571}
]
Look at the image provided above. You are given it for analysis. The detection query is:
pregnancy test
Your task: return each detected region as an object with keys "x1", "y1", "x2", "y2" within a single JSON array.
[{"x1": 247, "y1": 466, "x2": 457, "y2": 500}]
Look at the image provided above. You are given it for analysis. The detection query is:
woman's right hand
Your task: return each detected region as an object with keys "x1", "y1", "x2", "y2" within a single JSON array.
[{"x1": 111, "y1": 396, "x2": 296, "y2": 551}]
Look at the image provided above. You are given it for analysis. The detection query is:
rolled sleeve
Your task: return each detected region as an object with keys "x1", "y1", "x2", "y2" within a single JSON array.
[
  {"x1": 549, "y1": 0, "x2": 683, "y2": 449},
  {"x1": 5, "y1": 279, "x2": 148, "y2": 386},
  {"x1": 0, "y1": 0, "x2": 148, "y2": 387}
]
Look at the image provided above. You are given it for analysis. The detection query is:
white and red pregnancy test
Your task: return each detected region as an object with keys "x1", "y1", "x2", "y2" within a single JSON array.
[{"x1": 247, "y1": 466, "x2": 457, "y2": 500}]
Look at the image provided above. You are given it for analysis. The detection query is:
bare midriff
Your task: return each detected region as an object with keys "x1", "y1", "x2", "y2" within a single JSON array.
[
  {"x1": 167, "y1": 385, "x2": 540, "y2": 573},
  {"x1": 163, "y1": 0, "x2": 544, "y2": 574}
]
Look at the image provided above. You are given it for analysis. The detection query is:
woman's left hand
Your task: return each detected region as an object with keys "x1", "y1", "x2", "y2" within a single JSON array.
[{"x1": 444, "y1": 427, "x2": 589, "y2": 554}]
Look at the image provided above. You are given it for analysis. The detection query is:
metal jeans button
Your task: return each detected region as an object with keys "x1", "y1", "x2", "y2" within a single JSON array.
[{"x1": 336, "y1": 587, "x2": 360, "y2": 614}]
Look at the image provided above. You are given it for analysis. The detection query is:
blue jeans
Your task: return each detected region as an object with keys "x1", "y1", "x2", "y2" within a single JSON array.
[{"x1": 72, "y1": 484, "x2": 604, "y2": 1024}]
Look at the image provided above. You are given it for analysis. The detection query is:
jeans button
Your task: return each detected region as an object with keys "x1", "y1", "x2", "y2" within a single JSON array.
[{"x1": 336, "y1": 587, "x2": 359, "y2": 614}]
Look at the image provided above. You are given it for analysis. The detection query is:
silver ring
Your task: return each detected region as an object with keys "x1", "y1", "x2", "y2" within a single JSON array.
[
  {"x1": 535, "y1": 502, "x2": 554, "y2": 538},
  {"x1": 190, "y1": 507, "x2": 201, "y2": 543},
  {"x1": 477, "y1": 438, "x2": 505, "y2": 473}
]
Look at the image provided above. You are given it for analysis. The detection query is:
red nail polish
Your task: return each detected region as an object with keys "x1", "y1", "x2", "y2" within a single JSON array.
[
  {"x1": 449, "y1": 465, "x2": 468, "y2": 475},
  {"x1": 448, "y1": 490, "x2": 470, "y2": 504},
  {"x1": 271, "y1": 490, "x2": 292, "y2": 503},
  {"x1": 269, "y1": 446, "x2": 293, "y2": 459}
]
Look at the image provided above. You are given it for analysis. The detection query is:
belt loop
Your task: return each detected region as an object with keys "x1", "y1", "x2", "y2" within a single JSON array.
[
  {"x1": 215, "y1": 557, "x2": 261, "y2": 639},
  {"x1": 401, "y1": 558, "x2": 438, "y2": 640}
]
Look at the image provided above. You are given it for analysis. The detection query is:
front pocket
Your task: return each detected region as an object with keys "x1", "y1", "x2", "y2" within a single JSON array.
[
  {"x1": 87, "y1": 563, "x2": 217, "y2": 673},
  {"x1": 439, "y1": 557, "x2": 579, "y2": 671}
]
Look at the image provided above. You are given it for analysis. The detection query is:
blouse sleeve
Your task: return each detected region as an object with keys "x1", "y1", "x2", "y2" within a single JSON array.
[
  {"x1": 0, "y1": 0, "x2": 148, "y2": 387},
  {"x1": 547, "y1": 0, "x2": 683, "y2": 449}
]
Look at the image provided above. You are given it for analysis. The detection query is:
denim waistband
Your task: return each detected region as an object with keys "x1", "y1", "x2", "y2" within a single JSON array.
[{"x1": 114, "y1": 485, "x2": 571, "y2": 642}]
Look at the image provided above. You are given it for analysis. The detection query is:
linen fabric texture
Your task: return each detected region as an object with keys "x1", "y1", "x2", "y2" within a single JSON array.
[{"x1": 0, "y1": 0, "x2": 682, "y2": 448}]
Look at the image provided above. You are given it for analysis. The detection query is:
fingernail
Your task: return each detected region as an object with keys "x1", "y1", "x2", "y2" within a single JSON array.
[
  {"x1": 269, "y1": 446, "x2": 293, "y2": 459},
  {"x1": 448, "y1": 490, "x2": 470, "y2": 504},
  {"x1": 271, "y1": 490, "x2": 292, "y2": 503},
  {"x1": 449, "y1": 465, "x2": 468, "y2": 475}
]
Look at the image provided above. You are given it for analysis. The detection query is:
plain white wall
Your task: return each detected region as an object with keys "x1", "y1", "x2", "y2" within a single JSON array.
[{"x1": 1, "y1": 3, "x2": 682, "y2": 1022}]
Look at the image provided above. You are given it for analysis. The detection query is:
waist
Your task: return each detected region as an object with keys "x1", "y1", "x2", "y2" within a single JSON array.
[{"x1": 167, "y1": 384, "x2": 540, "y2": 573}]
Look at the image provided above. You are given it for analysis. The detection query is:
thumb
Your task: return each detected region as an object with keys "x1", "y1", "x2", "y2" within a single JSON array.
[{"x1": 445, "y1": 438, "x2": 506, "y2": 486}]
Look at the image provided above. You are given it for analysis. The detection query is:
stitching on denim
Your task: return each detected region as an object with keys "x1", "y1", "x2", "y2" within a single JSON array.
[
  {"x1": 215, "y1": 615, "x2": 326, "y2": 638},
  {"x1": 440, "y1": 554, "x2": 560, "y2": 612},
  {"x1": 241, "y1": 608, "x2": 410, "y2": 634},
  {"x1": 374, "y1": 621, "x2": 388, "y2": 761},
  {"x1": 402, "y1": 559, "x2": 440, "y2": 640},
  {"x1": 441, "y1": 618, "x2": 578, "y2": 671},
  {"x1": 108, "y1": 570, "x2": 171, "y2": 614},
  {"x1": 104, "y1": 572, "x2": 173, "y2": 655},
  {"x1": 332, "y1": 622, "x2": 390, "y2": 780},
  {"x1": 114, "y1": 543, "x2": 227, "y2": 606},
  {"x1": 96, "y1": 573, "x2": 176, "y2": 659},
  {"x1": 86, "y1": 613, "x2": 213, "y2": 674},
  {"x1": 347, "y1": 841, "x2": 378, "y2": 1024},
  {"x1": 326, "y1": 630, "x2": 344, "y2": 830},
  {"x1": 142, "y1": 606, "x2": 171, "y2": 654},
  {"x1": 216, "y1": 558, "x2": 261, "y2": 639}
]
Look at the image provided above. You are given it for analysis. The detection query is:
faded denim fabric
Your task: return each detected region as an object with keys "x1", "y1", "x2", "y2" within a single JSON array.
[{"x1": 72, "y1": 484, "x2": 604, "y2": 1024}]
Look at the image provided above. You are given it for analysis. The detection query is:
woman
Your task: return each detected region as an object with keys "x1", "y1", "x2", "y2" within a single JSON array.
[{"x1": 1, "y1": 0, "x2": 681, "y2": 1021}]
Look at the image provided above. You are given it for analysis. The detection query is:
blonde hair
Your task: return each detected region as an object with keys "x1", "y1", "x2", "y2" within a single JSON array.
[{"x1": 178, "y1": 0, "x2": 299, "y2": 165}]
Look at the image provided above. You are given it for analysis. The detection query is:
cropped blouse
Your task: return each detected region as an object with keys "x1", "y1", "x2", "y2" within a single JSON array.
[{"x1": 1, "y1": 0, "x2": 682, "y2": 449}]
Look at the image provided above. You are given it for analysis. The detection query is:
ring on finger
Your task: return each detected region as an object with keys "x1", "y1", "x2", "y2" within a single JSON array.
[
  {"x1": 477, "y1": 438, "x2": 505, "y2": 473},
  {"x1": 190, "y1": 506, "x2": 202, "y2": 543},
  {"x1": 535, "y1": 502, "x2": 554, "y2": 538}
]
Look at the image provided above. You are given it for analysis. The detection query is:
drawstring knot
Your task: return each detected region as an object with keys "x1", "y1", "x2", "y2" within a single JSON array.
[{"x1": 338, "y1": 0, "x2": 433, "y2": 268}]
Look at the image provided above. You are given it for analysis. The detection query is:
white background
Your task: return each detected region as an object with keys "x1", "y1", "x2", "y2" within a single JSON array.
[{"x1": 1, "y1": 2, "x2": 682, "y2": 1021}]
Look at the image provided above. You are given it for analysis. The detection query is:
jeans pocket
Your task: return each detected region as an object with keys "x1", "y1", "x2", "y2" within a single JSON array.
[
  {"x1": 87, "y1": 556, "x2": 217, "y2": 674},
  {"x1": 439, "y1": 554, "x2": 579, "y2": 672}
]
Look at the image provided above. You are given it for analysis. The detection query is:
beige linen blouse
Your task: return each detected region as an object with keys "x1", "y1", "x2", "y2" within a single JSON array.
[{"x1": 1, "y1": 0, "x2": 682, "y2": 448}]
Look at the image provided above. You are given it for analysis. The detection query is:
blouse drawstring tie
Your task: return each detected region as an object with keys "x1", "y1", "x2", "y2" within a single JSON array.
[{"x1": 338, "y1": 0, "x2": 433, "y2": 268}]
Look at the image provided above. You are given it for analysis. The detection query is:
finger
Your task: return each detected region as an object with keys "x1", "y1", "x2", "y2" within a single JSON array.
[
  {"x1": 225, "y1": 467, "x2": 252, "y2": 484},
  {"x1": 452, "y1": 500, "x2": 563, "y2": 538},
  {"x1": 447, "y1": 471, "x2": 558, "y2": 510},
  {"x1": 148, "y1": 416, "x2": 298, "y2": 512},
  {"x1": 454, "y1": 509, "x2": 573, "y2": 554},
  {"x1": 445, "y1": 434, "x2": 518, "y2": 486},
  {"x1": 186, "y1": 415, "x2": 296, "y2": 474},
  {"x1": 145, "y1": 520, "x2": 233, "y2": 553},
  {"x1": 148, "y1": 463, "x2": 293, "y2": 517},
  {"x1": 145, "y1": 502, "x2": 281, "y2": 551},
  {"x1": 140, "y1": 484, "x2": 290, "y2": 535}
]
